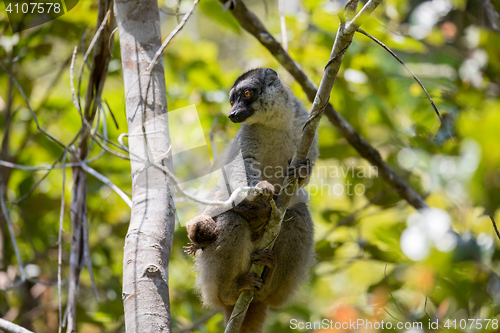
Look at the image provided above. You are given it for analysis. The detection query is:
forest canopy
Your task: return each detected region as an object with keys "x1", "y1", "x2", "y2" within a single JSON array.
[{"x1": 0, "y1": 0, "x2": 500, "y2": 332}]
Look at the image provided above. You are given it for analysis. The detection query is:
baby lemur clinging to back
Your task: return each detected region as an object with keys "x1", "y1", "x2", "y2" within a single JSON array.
[{"x1": 185, "y1": 68, "x2": 318, "y2": 333}]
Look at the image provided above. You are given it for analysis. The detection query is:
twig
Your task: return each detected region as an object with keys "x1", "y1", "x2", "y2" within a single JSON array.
[
  {"x1": 116, "y1": 131, "x2": 266, "y2": 208},
  {"x1": 78, "y1": 158, "x2": 132, "y2": 208},
  {"x1": 382, "y1": 307, "x2": 401, "y2": 321},
  {"x1": 58, "y1": 149, "x2": 68, "y2": 333},
  {"x1": 191, "y1": 113, "x2": 221, "y2": 196},
  {"x1": 176, "y1": 310, "x2": 220, "y2": 333},
  {"x1": 159, "y1": 8, "x2": 186, "y2": 16},
  {"x1": 0, "y1": 319, "x2": 34, "y2": 333},
  {"x1": 356, "y1": 28, "x2": 442, "y2": 122},
  {"x1": 0, "y1": 61, "x2": 66, "y2": 149},
  {"x1": 278, "y1": 0, "x2": 288, "y2": 52},
  {"x1": 150, "y1": 161, "x2": 265, "y2": 207},
  {"x1": 384, "y1": 264, "x2": 407, "y2": 319},
  {"x1": 104, "y1": 100, "x2": 119, "y2": 129},
  {"x1": 490, "y1": 215, "x2": 500, "y2": 241},
  {"x1": 0, "y1": 160, "x2": 78, "y2": 171},
  {"x1": 318, "y1": 189, "x2": 389, "y2": 242},
  {"x1": 147, "y1": 0, "x2": 200, "y2": 72},
  {"x1": 11, "y1": 131, "x2": 81, "y2": 205},
  {"x1": 71, "y1": 47, "x2": 130, "y2": 161},
  {"x1": 219, "y1": 0, "x2": 428, "y2": 210},
  {"x1": 76, "y1": 10, "x2": 111, "y2": 115},
  {"x1": 0, "y1": 184, "x2": 26, "y2": 281},
  {"x1": 65, "y1": 4, "x2": 114, "y2": 330}
]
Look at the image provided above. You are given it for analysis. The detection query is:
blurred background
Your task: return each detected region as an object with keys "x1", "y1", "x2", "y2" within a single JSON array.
[{"x1": 1, "y1": 0, "x2": 500, "y2": 331}]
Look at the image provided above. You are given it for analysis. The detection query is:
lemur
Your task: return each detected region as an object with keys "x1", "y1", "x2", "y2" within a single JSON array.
[{"x1": 184, "y1": 68, "x2": 318, "y2": 333}]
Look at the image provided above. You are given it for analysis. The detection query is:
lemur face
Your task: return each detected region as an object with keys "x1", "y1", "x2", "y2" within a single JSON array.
[{"x1": 228, "y1": 68, "x2": 279, "y2": 124}]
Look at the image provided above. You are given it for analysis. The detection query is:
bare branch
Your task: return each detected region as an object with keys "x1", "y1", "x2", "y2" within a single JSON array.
[
  {"x1": 147, "y1": 0, "x2": 200, "y2": 72},
  {"x1": 65, "y1": 3, "x2": 114, "y2": 330},
  {"x1": 0, "y1": 184, "x2": 26, "y2": 281},
  {"x1": 0, "y1": 319, "x2": 34, "y2": 333},
  {"x1": 58, "y1": 149, "x2": 68, "y2": 333},
  {"x1": 356, "y1": 28, "x2": 442, "y2": 122},
  {"x1": 11, "y1": 131, "x2": 81, "y2": 205},
  {"x1": 278, "y1": 0, "x2": 288, "y2": 52},
  {"x1": 148, "y1": 158, "x2": 265, "y2": 207},
  {"x1": 490, "y1": 215, "x2": 500, "y2": 241},
  {"x1": 78, "y1": 157, "x2": 132, "y2": 207},
  {"x1": 76, "y1": 9, "x2": 112, "y2": 115},
  {"x1": 176, "y1": 310, "x2": 220, "y2": 333},
  {"x1": 384, "y1": 264, "x2": 408, "y2": 320},
  {"x1": 117, "y1": 131, "x2": 266, "y2": 208},
  {"x1": 317, "y1": 189, "x2": 390, "y2": 242},
  {"x1": 0, "y1": 61, "x2": 66, "y2": 149}
]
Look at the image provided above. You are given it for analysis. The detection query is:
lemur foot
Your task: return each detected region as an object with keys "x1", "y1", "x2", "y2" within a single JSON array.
[
  {"x1": 237, "y1": 272, "x2": 264, "y2": 292},
  {"x1": 186, "y1": 214, "x2": 217, "y2": 248},
  {"x1": 183, "y1": 243, "x2": 201, "y2": 256},
  {"x1": 286, "y1": 158, "x2": 312, "y2": 179},
  {"x1": 233, "y1": 181, "x2": 274, "y2": 228},
  {"x1": 251, "y1": 249, "x2": 276, "y2": 270},
  {"x1": 246, "y1": 180, "x2": 275, "y2": 201}
]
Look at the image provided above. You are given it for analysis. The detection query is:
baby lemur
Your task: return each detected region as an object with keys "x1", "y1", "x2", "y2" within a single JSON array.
[{"x1": 185, "y1": 68, "x2": 317, "y2": 333}]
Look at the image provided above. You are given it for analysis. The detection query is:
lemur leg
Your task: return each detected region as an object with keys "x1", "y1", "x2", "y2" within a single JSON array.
[
  {"x1": 195, "y1": 210, "x2": 255, "y2": 306},
  {"x1": 255, "y1": 202, "x2": 315, "y2": 307},
  {"x1": 224, "y1": 301, "x2": 268, "y2": 333}
]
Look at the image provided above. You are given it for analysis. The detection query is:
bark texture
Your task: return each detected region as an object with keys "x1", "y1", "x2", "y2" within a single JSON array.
[{"x1": 114, "y1": 0, "x2": 175, "y2": 332}]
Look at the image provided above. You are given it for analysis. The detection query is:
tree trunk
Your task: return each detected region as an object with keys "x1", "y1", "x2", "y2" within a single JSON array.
[{"x1": 114, "y1": 0, "x2": 175, "y2": 332}]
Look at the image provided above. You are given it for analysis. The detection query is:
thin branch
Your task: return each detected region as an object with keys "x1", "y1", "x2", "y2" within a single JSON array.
[
  {"x1": 318, "y1": 189, "x2": 389, "y2": 242},
  {"x1": 0, "y1": 319, "x2": 34, "y2": 333},
  {"x1": 190, "y1": 113, "x2": 221, "y2": 196},
  {"x1": 57, "y1": 149, "x2": 68, "y2": 333},
  {"x1": 384, "y1": 264, "x2": 408, "y2": 319},
  {"x1": 490, "y1": 215, "x2": 500, "y2": 241},
  {"x1": 78, "y1": 158, "x2": 132, "y2": 208},
  {"x1": 76, "y1": 10, "x2": 112, "y2": 115},
  {"x1": 0, "y1": 62, "x2": 66, "y2": 149},
  {"x1": 159, "y1": 8, "x2": 186, "y2": 16},
  {"x1": 147, "y1": 0, "x2": 200, "y2": 72},
  {"x1": 0, "y1": 160, "x2": 80, "y2": 171},
  {"x1": 117, "y1": 131, "x2": 266, "y2": 208},
  {"x1": 71, "y1": 46, "x2": 130, "y2": 161},
  {"x1": 0, "y1": 184, "x2": 26, "y2": 281},
  {"x1": 382, "y1": 307, "x2": 401, "y2": 321},
  {"x1": 356, "y1": 28, "x2": 442, "y2": 122},
  {"x1": 278, "y1": 0, "x2": 288, "y2": 52},
  {"x1": 176, "y1": 310, "x2": 220, "y2": 333},
  {"x1": 11, "y1": 131, "x2": 81, "y2": 205},
  {"x1": 152, "y1": 161, "x2": 265, "y2": 207},
  {"x1": 219, "y1": 0, "x2": 428, "y2": 210}
]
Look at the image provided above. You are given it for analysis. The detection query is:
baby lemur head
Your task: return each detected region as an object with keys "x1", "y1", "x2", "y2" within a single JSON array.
[{"x1": 228, "y1": 68, "x2": 295, "y2": 126}]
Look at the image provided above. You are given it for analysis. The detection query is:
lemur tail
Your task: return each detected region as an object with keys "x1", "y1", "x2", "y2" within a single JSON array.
[{"x1": 224, "y1": 301, "x2": 268, "y2": 333}]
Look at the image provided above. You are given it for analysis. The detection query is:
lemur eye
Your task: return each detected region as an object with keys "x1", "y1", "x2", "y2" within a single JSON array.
[
  {"x1": 230, "y1": 101, "x2": 234, "y2": 107},
  {"x1": 244, "y1": 90, "x2": 252, "y2": 99}
]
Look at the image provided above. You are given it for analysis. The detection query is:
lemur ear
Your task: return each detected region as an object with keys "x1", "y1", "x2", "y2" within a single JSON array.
[{"x1": 264, "y1": 68, "x2": 278, "y2": 85}]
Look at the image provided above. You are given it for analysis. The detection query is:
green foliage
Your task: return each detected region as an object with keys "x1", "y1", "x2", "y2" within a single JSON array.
[{"x1": 1, "y1": 0, "x2": 500, "y2": 332}]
